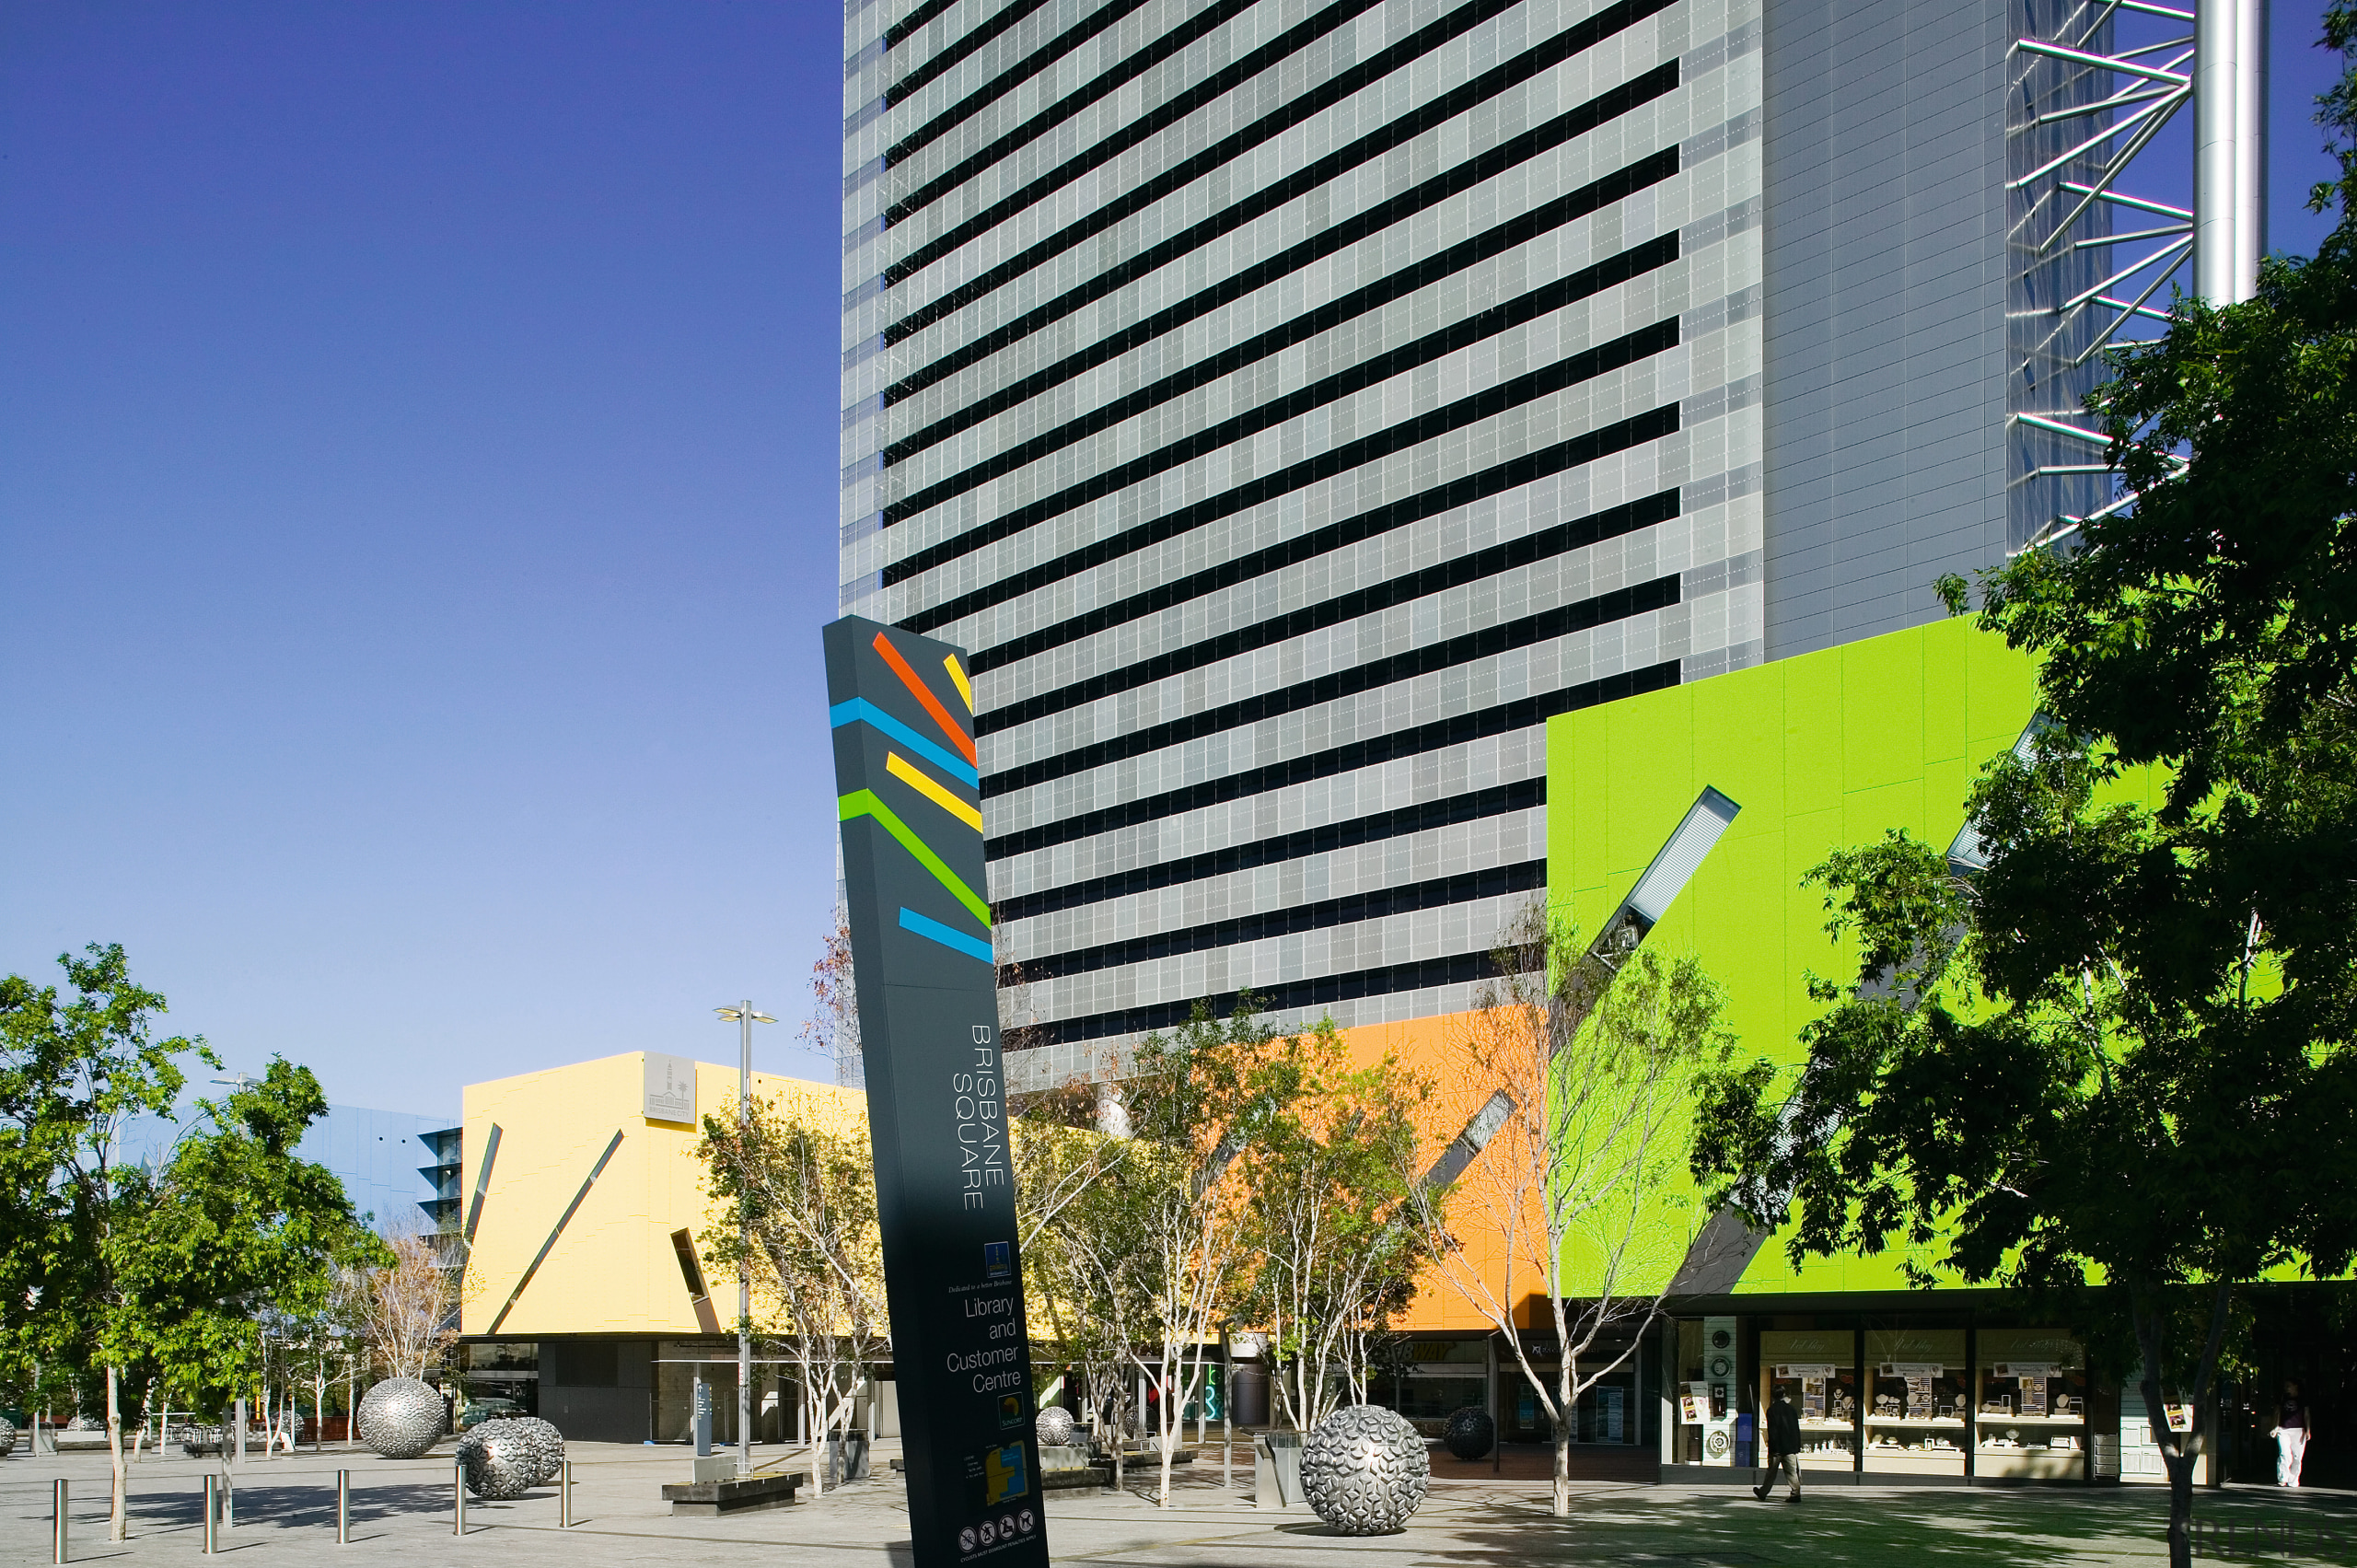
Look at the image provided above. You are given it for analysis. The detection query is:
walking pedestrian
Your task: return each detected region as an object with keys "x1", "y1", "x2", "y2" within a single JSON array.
[
  {"x1": 2270, "y1": 1380, "x2": 2313, "y2": 1487},
  {"x1": 1753, "y1": 1390, "x2": 1802, "y2": 1503}
]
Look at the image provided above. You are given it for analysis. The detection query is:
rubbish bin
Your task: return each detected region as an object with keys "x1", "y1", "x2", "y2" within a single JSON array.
[{"x1": 1254, "y1": 1432, "x2": 1303, "y2": 1510}]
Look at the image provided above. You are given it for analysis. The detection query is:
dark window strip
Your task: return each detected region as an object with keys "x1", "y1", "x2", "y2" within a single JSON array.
[
  {"x1": 887, "y1": 0, "x2": 1676, "y2": 326},
  {"x1": 887, "y1": 232, "x2": 1677, "y2": 527},
  {"x1": 886, "y1": 0, "x2": 963, "y2": 51},
  {"x1": 887, "y1": 0, "x2": 1522, "y2": 296},
  {"x1": 963, "y1": 444, "x2": 1678, "y2": 677},
  {"x1": 992, "y1": 777, "x2": 1546, "y2": 923},
  {"x1": 1004, "y1": 860, "x2": 1545, "y2": 983},
  {"x1": 888, "y1": 0, "x2": 1261, "y2": 180},
  {"x1": 910, "y1": 401, "x2": 1681, "y2": 639},
  {"x1": 888, "y1": 139, "x2": 1678, "y2": 458},
  {"x1": 887, "y1": 0, "x2": 1053, "y2": 108},
  {"x1": 887, "y1": 0, "x2": 1157, "y2": 166},
  {"x1": 887, "y1": 312, "x2": 1678, "y2": 584},
  {"x1": 982, "y1": 572, "x2": 1678, "y2": 797},
  {"x1": 1003, "y1": 947, "x2": 1528, "y2": 1047},
  {"x1": 979, "y1": 485, "x2": 1680, "y2": 736},
  {"x1": 886, "y1": 15, "x2": 1678, "y2": 412},
  {"x1": 981, "y1": 659, "x2": 1680, "y2": 862}
]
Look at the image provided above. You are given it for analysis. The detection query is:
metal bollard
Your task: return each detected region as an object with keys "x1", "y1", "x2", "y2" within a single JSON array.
[
  {"x1": 202, "y1": 1474, "x2": 218, "y2": 1554},
  {"x1": 453, "y1": 1458, "x2": 466, "y2": 1536},
  {"x1": 558, "y1": 1459, "x2": 572, "y2": 1528},
  {"x1": 336, "y1": 1469, "x2": 351, "y2": 1544},
  {"x1": 51, "y1": 1479, "x2": 67, "y2": 1564}
]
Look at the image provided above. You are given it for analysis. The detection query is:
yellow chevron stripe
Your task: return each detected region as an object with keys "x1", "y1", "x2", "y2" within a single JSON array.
[
  {"x1": 942, "y1": 653, "x2": 973, "y2": 713},
  {"x1": 886, "y1": 749, "x2": 983, "y2": 832}
]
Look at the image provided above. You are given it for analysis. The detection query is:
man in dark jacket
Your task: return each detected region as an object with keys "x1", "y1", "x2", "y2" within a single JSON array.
[{"x1": 1753, "y1": 1391, "x2": 1803, "y2": 1502}]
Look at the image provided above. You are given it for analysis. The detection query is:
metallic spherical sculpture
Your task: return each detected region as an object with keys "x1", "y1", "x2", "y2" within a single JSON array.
[
  {"x1": 505, "y1": 1416, "x2": 564, "y2": 1484},
  {"x1": 1301, "y1": 1406, "x2": 1429, "y2": 1536},
  {"x1": 0, "y1": 1422, "x2": 16, "y2": 1458},
  {"x1": 1442, "y1": 1406, "x2": 1495, "y2": 1460},
  {"x1": 457, "y1": 1424, "x2": 539, "y2": 1500},
  {"x1": 357, "y1": 1376, "x2": 446, "y2": 1459},
  {"x1": 1035, "y1": 1407, "x2": 1075, "y2": 1448}
]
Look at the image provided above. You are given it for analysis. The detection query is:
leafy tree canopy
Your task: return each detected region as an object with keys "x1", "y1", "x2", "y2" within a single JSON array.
[{"x1": 1697, "y1": 17, "x2": 2357, "y2": 1562}]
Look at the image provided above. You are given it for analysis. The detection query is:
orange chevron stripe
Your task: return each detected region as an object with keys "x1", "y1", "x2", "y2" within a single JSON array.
[{"x1": 872, "y1": 631, "x2": 977, "y2": 768}]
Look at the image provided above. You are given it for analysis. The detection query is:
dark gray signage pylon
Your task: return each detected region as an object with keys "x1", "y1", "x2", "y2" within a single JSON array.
[{"x1": 823, "y1": 617, "x2": 1048, "y2": 1568}]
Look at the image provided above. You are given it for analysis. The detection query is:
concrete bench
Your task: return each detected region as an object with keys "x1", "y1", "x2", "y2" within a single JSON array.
[{"x1": 661, "y1": 1469, "x2": 806, "y2": 1516}]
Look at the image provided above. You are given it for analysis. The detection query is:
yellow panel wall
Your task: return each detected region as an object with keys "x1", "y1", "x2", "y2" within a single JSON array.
[{"x1": 460, "y1": 1053, "x2": 866, "y2": 1338}]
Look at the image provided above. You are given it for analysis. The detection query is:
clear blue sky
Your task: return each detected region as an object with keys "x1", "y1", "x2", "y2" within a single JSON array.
[
  {"x1": 0, "y1": 4, "x2": 2346, "y2": 1115},
  {"x1": 2, "y1": 2, "x2": 850, "y2": 1108}
]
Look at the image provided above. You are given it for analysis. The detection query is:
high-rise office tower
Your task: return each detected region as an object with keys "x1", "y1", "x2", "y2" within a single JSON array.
[{"x1": 839, "y1": 0, "x2": 2227, "y2": 1082}]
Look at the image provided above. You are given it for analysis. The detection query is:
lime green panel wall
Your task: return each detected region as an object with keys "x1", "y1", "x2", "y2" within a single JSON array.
[{"x1": 1545, "y1": 617, "x2": 2042, "y2": 1295}]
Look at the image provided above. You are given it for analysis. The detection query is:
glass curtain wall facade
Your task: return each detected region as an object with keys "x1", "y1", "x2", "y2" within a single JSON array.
[{"x1": 842, "y1": 0, "x2": 1770, "y2": 1074}]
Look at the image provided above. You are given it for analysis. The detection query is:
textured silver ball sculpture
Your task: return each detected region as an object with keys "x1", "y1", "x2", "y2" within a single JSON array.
[
  {"x1": 1442, "y1": 1405, "x2": 1495, "y2": 1460},
  {"x1": 0, "y1": 1422, "x2": 16, "y2": 1458},
  {"x1": 1035, "y1": 1406, "x2": 1075, "y2": 1447},
  {"x1": 457, "y1": 1423, "x2": 538, "y2": 1499},
  {"x1": 357, "y1": 1377, "x2": 445, "y2": 1459},
  {"x1": 1301, "y1": 1406, "x2": 1430, "y2": 1535},
  {"x1": 505, "y1": 1416, "x2": 565, "y2": 1484}
]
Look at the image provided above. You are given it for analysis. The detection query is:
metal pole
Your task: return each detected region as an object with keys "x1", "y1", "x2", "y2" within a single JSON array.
[
  {"x1": 453, "y1": 1458, "x2": 466, "y2": 1536},
  {"x1": 202, "y1": 1475, "x2": 217, "y2": 1555},
  {"x1": 51, "y1": 1479, "x2": 67, "y2": 1564},
  {"x1": 227, "y1": 1397, "x2": 241, "y2": 1528},
  {"x1": 2195, "y1": 0, "x2": 2250, "y2": 303},
  {"x1": 739, "y1": 999, "x2": 753, "y2": 1473},
  {"x1": 1220, "y1": 1330, "x2": 1232, "y2": 1490},
  {"x1": 336, "y1": 1469, "x2": 351, "y2": 1545},
  {"x1": 558, "y1": 1459, "x2": 573, "y2": 1528}
]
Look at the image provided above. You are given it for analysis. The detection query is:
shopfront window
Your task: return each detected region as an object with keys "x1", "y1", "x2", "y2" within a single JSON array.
[
  {"x1": 1977, "y1": 1329, "x2": 2088, "y2": 1479},
  {"x1": 1863, "y1": 1329, "x2": 1967, "y2": 1475},
  {"x1": 1760, "y1": 1330, "x2": 1856, "y2": 1471}
]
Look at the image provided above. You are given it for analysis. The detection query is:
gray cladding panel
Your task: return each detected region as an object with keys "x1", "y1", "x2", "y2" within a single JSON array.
[{"x1": 1761, "y1": 0, "x2": 2009, "y2": 660}]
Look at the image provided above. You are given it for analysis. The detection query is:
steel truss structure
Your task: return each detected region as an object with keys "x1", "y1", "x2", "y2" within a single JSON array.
[{"x1": 2008, "y1": 0, "x2": 2264, "y2": 554}]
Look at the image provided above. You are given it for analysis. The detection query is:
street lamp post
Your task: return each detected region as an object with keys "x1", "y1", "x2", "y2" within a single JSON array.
[{"x1": 714, "y1": 1001, "x2": 775, "y2": 1474}]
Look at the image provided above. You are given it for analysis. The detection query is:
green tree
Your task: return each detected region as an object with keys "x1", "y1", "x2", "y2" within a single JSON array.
[
  {"x1": 1, "y1": 946, "x2": 207, "y2": 1538},
  {"x1": 1235, "y1": 1023, "x2": 1427, "y2": 1434},
  {"x1": 1409, "y1": 903, "x2": 1734, "y2": 1516},
  {"x1": 697, "y1": 1091, "x2": 886, "y2": 1495},
  {"x1": 0, "y1": 947, "x2": 376, "y2": 1539},
  {"x1": 1693, "y1": 18, "x2": 2357, "y2": 1566}
]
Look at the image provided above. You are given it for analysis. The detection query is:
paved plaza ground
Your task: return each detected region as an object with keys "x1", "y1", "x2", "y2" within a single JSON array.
[{"x1": 3, "y1": 1439, "x2": 2353, "y2": 1567}]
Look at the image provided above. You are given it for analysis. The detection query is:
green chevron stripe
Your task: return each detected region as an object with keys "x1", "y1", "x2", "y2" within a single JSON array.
[{"x1": 839, "y1": 789, "x2": 992, "y2": 928}]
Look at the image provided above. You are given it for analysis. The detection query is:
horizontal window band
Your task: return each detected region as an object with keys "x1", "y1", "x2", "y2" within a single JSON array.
[
  {"x1": 888, "y1": 30, "x2": 1676, "y2": 413},
  {"x1": 887, "y1": 0, "x2": 1273, "y2": 215},
  {"x1": 981, "y1": 659, "x2": 1679, "y2": 860},
  {"x1": 886, "y1": 230, "x2": 1679, "y2": 528},
  {"x1": 886, "y1": 0, "x2": 1052, "y2": 109},
  {"x1": 991, "y1": 777, "x2": 1546, "y2": 923},
  {"x1": 1003, "y1": 946, "x2": 1532, "y2": 1048},
  {"x1": 979, "y1": 484, "x2": 1681, "y2": 736},
  {"x1": 887, "y1": 312, "x2": 1678, "y2": 585},
  {"x1": 1004, "y1": 859, "x2": 1544, "y2": 983},
  {"x1": 885, "y1": 0, "x2": 1678, "y2": 331},
  {"x1": 886, "y1": 0, "x2": 1157, "y2": 167},
  {"x1": 981, "y1": 572, "x2": 1679, "y2": 797},
  {"x1": 958, "y1": 417, "x2": 1681, "y2": 668},
  {"x1": 887, "y1": 0, "x2": 1533, "y2": 298},
  {"x1": 910, "y1": 400, "x2": 1681, "y2": 640},
  {"x1": 887, "y1": 142, "x2": 1679, "y2": 459},
  {"x1": 885, "y1": 0, "x2": 962, "y2": 52}
]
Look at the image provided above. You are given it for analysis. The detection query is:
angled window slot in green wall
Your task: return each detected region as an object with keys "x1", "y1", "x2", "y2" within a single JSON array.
[
  {"x1": 1595, "y1": 786, "x2": 1742, "y2": 970},
  {"x1": 1945, "y1": 718, "x2": 2049, "y2": 875}
]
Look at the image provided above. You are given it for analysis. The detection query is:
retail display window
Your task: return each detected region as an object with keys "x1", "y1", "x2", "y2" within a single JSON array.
[
  {"x1": 1863, "y1": 1329, "x2": 1968, "y2": 1476},
  {"x1": 1759, "y1": 1330, "x2": 1856, "y2": 1471},
  {"x1": 1976, "y1": 1330, "x2": 2088, "y2": 1479}
]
